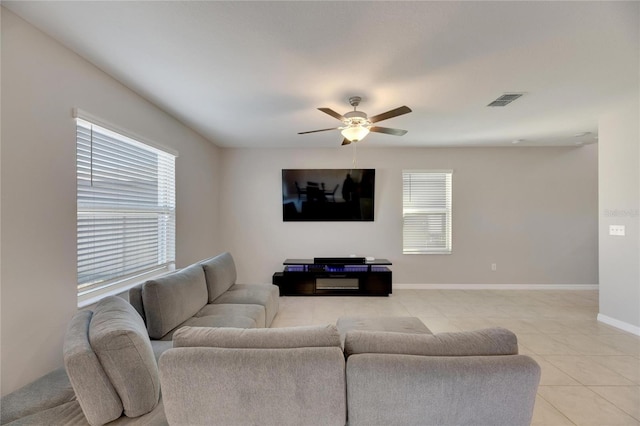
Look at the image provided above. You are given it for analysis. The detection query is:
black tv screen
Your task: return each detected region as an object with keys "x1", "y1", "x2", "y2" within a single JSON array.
[{"x1": 282, "y1": 169, "x2": 375, "y2": 221}]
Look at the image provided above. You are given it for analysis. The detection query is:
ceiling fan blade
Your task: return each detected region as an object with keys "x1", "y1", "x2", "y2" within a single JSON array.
[
  {"x1": 318, "y1": 108, "x2": 345, "y2": 121},
  {"x1": 369, "y1": 126, "x2": 408, "y2": 136},
  {"x1": 298, "y1": 127, "x2": 339, "y2": 135},
  {"x1": 341, "y1": 138, "x2": 351, "y2": 145},
  {"x1": 369, "y1": 106, "x2": 412, "y2": 123}
]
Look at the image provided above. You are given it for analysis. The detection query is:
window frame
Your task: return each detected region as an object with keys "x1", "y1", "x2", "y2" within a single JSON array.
[
  {"x1": 402, "y1": 170, "x2": 453, "y2": 254},
  {"x1": 74, "y1": 109, "x2": 178, "y2": 305}
]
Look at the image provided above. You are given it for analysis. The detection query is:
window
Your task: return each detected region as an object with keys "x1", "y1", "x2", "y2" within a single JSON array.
[
  {"x1": 76, "y1": 116, "x2": 176, "y2": 298},
  {"x1": 402, "y1": 170, "x2": 452, "y2": 254}
]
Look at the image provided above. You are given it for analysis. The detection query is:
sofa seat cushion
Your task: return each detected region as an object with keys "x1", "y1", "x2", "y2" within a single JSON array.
[
  {"x1": 337, "y1": 316, "x2": 431, "y2": 346},
  {"x1": 158, "y1": 315, "x2": 258, "y2": 341},
  {"x1": 200, "y1": 252, "x2": 237, "y2": 302},
  {"x1": 63, "y1": 310, "x2": 123, "y2": 425},
  {"x1": 212, "y1": 284, "x2": 279, "y2": 327},
  {"x1": 172, "y1": 324, "x2": 341, "y2": 349},
  {"x1": 150, "y1": 340, "x2": 174, "y2": 361},
  {"x1": 229, "y1": 283, "x2": 279, "y2": 321},
  {"x1": 196, "y1": 303, "x2": 266, "y2": 328},
  {"x1": 106, "y1": 399, "x2": 167, "y2": 425},
  {"x1": 3, "y1": 397, "x2": 169, "y2": 426},
  {"x1": 0, "y1": 368, "x2": 77, "y2": 425},
  {"x1": 89, "y1": 296, "x2": 160, "y2": 418},
  {"x1": 2, "y1": 401, "x2": 88, "y2": 426},
  {"x1": 344, "y1": 328, "x2": 519, "y2": 358},
  {"x1": 337, "y1": 316, "x2": 431, "y2": 335},
  {"x1": 142, "y1": 263, "x2": 209, "y2": 339}
]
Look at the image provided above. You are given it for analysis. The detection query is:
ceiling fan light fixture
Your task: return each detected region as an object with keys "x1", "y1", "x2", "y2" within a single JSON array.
[
  {"x1": 341, "y1": 125, "x2": 370, "y2": 142},
  {"x1": 299, "y1": 96, "x2": 411, "y2": 145}
]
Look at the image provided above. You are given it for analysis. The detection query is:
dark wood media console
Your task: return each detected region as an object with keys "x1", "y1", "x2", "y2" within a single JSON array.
[{"x1": 272, "y1": 258, "x2": 392, "y2": 296}]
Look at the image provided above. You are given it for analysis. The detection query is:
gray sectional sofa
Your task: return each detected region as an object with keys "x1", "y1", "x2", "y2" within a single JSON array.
[
  {"x1": 1, "y1": 252, "x2": 541, "y2": 426},
  {"x1": 129, "y1": 252, "x2": 280, "y2": 337},
  {"x1": 1, "y1": 252, "x2": 279, "y2": 425},
  {"x1": 158, "y1": 325, "x2": 540, "y2": 426},
  {"x1": 159, "y1": 325, "x2": 347, "y2": 426},
  {"x1": 342, "y1": 328, "x2": 541, "y2": 426}
]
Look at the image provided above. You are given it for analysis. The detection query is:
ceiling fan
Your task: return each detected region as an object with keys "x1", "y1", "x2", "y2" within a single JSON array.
[{"x1": 298, "y1": 96, "x2": 412, "y2": 145}]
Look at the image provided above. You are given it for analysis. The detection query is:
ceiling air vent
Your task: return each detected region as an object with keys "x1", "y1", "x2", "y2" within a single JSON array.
[{"x1": 487, "y1": 93, "x2": 525, "y2": 107}]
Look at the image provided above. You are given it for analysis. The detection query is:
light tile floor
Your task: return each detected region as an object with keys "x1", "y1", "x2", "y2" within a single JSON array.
[{"x1": 271, "y1": 290, "x2": 640, "y2": 426}]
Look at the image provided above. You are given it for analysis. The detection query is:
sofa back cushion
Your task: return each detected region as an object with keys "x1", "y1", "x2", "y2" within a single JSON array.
[
  {"x1": 200, "y1": 252, "x2": 237, "y2": 302},
  {"x1": 89, "y1": 296, "x2": 160, "y2": 418},
  {"x1": 346, "y1": 354, "x2": 540, "y2": 426},
  {"x1": 173, "y1": 324, "x2": 341, "y2": 349},
  {"x1": 63, "y1": 310, "x2": 123, "y2": 426},
  {"x1": 142, "y1": 263, "x2": 208, "y2": 339},
  {"x1": 344, "y1": 327, "x2": 518, "y2": 357},
  {"x1": 128, "y1": 284, "x2": 145, "y2": 323},
  {"x1": 160, "y1": 346, "x2": 346, "y2": 426},
  {"x1": 161, "y1": 324, "x2": 345, "y2": 426}
]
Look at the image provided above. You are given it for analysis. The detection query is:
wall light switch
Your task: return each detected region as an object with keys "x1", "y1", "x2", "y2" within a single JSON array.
[{"x1": 609, "y1": 225, "x2": 626, "y2": 236}]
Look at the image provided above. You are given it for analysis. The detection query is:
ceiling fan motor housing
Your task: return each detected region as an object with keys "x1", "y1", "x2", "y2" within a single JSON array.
[
  {"x1": 344, "y1": 110, "x2": 368, "y2": 122},
  {"x1": 344, "y1": 96, "x2": 370, "y2": 127},
  {"x1": 348, "y1": 96, "x2": 362, "y2": 107}
]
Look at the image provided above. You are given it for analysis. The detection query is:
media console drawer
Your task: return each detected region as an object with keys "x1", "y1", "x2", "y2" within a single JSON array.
[
  {"x1": 315, "y1": 277, "x2": 359, "y2": 290},
  {"x1": 272, "y1": 258, "x2": 392, "y2": 296}
]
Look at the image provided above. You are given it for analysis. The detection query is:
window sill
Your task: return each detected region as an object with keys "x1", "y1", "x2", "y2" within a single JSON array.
[
  {"x1": 403, "y1": 251, "x2": 452, "y2": 255},
  {"x1": 77, "y1": 266, "x2": 175, "y2": 309}
]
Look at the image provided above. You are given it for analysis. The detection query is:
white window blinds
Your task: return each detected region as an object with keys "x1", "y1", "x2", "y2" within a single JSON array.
[
  {"x1": 402, "y1": 170, "x2": 452, "y2": 254},
  {"x1": 76, "y1": 118, "x2": 176, "y2": 295}
]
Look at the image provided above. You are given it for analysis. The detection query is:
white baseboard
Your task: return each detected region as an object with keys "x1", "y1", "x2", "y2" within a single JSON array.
[
  {"x1": 597, "y1": 314, "x2": 640, "y2": 336},
  {"x1": 393, "y1": 283, "x2": 599, "y2": 290}
]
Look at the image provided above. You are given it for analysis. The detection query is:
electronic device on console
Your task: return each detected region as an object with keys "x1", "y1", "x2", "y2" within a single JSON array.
[{"x1": 313, "y1": 257, "x2": 366, "y2": 265}]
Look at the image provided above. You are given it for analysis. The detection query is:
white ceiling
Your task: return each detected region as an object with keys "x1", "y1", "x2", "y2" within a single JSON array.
[{"x1": 4, "y1": 1, "x2": 638, "y2": 148}]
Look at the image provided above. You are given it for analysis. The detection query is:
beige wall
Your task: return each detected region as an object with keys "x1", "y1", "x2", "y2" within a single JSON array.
[
  {"x1": 598, "y1": 96, "x2": 640, "y2": 332},
  {"x1": 0, "y1": 9, "x2": 222, "y2": 395},
  {"x1": 219, "y1": 145, "x2": 598, "y2": 286}
]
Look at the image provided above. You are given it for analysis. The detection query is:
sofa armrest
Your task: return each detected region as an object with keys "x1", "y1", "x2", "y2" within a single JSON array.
[{"x1": 346, "y1": 353, "x2": 540, "y2": 426}]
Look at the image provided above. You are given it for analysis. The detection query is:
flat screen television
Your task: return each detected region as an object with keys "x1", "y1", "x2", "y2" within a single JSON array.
[{"x1": 282, "y1": 169, "x2": 375, "y2": 221}]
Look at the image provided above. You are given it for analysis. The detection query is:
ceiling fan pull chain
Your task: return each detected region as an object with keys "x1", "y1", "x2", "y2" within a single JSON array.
[{"x1": 352, "y1": 142, "x2": 357, "y2": 168}]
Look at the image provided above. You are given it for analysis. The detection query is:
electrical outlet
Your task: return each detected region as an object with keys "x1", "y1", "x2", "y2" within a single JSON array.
[
  {"x1": 609, "y1": 225, "x2": 626, "y2": 236},
  {"x1": 491, "y1": 263, "x2": 497, "y2": 271}
]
